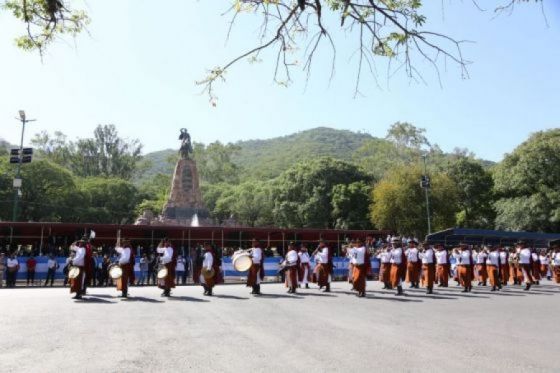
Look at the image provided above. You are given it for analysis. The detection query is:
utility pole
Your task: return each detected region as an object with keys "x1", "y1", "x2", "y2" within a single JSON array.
[
  {"x1": 421, "y1": 154, "x2": 432, "y2": 235},
  {"x1": 11, "y1": 110, "x2": 36, "y2": 222}
]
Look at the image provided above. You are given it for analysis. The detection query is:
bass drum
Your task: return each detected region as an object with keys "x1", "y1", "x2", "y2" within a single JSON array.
[
  {"x1": 68, "y1": 266, "x2": 81, "y2": 279},
  {"x1": 157, "y1": 266, "x2": 168, "y2": 279},
  {"x1": 108, "y1": 264, "x2": 123, "y2": 280},
  {"x1": 232, "y1": 252, "x2": 253, "y2": 272}
]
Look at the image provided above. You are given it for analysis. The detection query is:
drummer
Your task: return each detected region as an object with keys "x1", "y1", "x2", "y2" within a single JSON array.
[
  {"x1": 115, "y1": 238, "x2": 133, "y2": 298},
  {"x1": 315, "y1": 239, "x2": 332, "y2": 293},
  {"x1": 247, "y1": 238, "x2": 264, "y2": 295},
  {"x1": 298, "y1": 244, "x2": 311, "y2": 289},
  {"x1": 200, "y1": 243, "x2": 219, "y2": 296},
  {"x1": 284, "y1": 242, "x2": 300, "y2": 294},
  {"x1": 157, "y1": 239, "x2": 176, "y2": 297},
  {"x1": 69, "y1": 239, "x2": 86, "y2": 300}
]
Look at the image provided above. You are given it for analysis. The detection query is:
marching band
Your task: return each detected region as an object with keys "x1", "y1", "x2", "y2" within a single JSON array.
[{"x1": 62, "y1": 236, "x2": 560, "y2": 301}]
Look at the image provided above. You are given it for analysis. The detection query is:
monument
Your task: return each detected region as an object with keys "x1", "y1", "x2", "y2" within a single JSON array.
[{"x1": 135, "y1": 129, "x2": 211, "y2": 226}]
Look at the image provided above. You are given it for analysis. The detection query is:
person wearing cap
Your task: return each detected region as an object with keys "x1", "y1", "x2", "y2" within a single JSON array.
[
  {"x1": 314, "y1": 239, "x2": 333, "y2": 292},
  {"x1": 485, "y1": 245, "x2": 502, "y2": 291},
  {"x1": 115, "y1": 239, "x2": 133, "y2": 298},
  {"x1": 435, "y1": 244, "x2": 450, "y2": 287},
  {"x1": 475, "y1": 247, "x2": 488, "y2": 287},
  {"x1": 298, "y1": 244, "x2": 311, "y2": 289},
  {"x1": 157, "y1": 239, "x2": 176, "y2": 297},
  {"x1": 419, "y1": 242, "x2": 436, "y2": 294},
  {"x1": 377, "y1": 245, "x2": 392, "y2": 289},
  {"x1": 200, "y1": 243, "x2": 218, "y2": 296},
  {"x1": 456, "y1": 243, "x2": 474, "y2": 293},
  {"x1": 389, "y1": 237, "x2": 406, "y2": 296},
  {"x1": 247, "y1": 239, "x2": 264, "y2": 295},
  {"x1": 69, "y1": 240, "x2": 86, "y2": 299},
  {"x1": 517, "y1": 241, "x2": 533, "y2": 291},
  {"x1": 284, "y1": 242, "x2": 300, "y2": 294},
  {"x1": 405, "y1": 239, "x2": 420, "y2": 289},
  {"x1": 498, "y1": 246, "x2": 510, "y2": 287},
  {"x1": 350, "y1": 238, "x2": 370, "y2": 298}
]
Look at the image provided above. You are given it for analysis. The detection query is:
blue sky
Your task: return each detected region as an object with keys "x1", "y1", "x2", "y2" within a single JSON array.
[{"x1": 0, "y1": 1, "x2": 559, "y2": 161}]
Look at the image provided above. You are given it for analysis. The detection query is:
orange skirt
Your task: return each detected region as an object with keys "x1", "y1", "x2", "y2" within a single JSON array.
[
  {"x1": 500, "y1": 264, "x2": 510, "y2": 284},
  {"x1": 487, "y1": 264, "x2": 499, "y2": 287},
  {"x1": 389, "y1": 264, "x2": 403, "y2": 288},
  {"x1": 379, "y1": 263, "x2": 391, "y2": 283},
  {"x1": 285, "y1": 266, "x2": 298, "y2": 288},
  {"x1": 158, "y1": 263, "x2": 176, "y2": 290},
  {"x1": 247, "y1": 264, "x2": 261, "y2": 287},
  {"x1": 116, "y1": 263, "x2": 132, "y2": 292},
  {"x1": 422, "y1": 263, "x2": 435, "y2": 288},
  {"x1": 70, "y1": 267, "x2": 84, "y2": 294},
  {"x1": 316, "y1": 263, "x2": 330, "y2": 287},
  {"x1": 554, "y1": 266, "x2": 560, "y2": 284},
  {"x1": 352, "y1": 264, "x2": 367, "y2": 293},
  {"x1": 436, "y1": 264, "x2": 449, "y2": 286},
  {"x1": 406, "y1": 262, "x2": 420, "y2": 283},
  {"x1": 457, "y1": 265, "x2": 472, "y2": 288},
  {"x1": 477, "y1": 264, "x2": 488, "y2": 282}
]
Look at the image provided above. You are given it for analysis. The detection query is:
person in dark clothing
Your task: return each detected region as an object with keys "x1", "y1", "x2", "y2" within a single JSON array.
[
  {"x1": 148, "y1": 254, "x2": 157, "y2": 285},
  {"x1": 44, "y1": 255, "x2": 58, "y2": 286},
  {"x1": 26, "y1": 256, "x2": 37, "y2": 286}
]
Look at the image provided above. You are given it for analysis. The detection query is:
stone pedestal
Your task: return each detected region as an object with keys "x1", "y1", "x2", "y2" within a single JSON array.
[{"x1": 161, "y1": 158, "x2": 211, "y2": 225}]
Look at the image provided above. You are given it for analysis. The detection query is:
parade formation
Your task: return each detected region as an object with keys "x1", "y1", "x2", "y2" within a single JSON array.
[{"x1": 64, "y1": 235, "x2": 560, "y2": 301}]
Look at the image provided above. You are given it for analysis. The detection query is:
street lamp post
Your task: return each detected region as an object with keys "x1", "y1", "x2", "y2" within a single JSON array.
[
  {"x1": 12, "y1": 110, "x2": 36, "y2": 222},
  {"x1": 421, "y1": 154, "x2": 432, "y2": 235}
]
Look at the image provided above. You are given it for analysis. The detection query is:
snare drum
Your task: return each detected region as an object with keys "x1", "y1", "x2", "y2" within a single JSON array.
[
  {"x1": 108, "y1": 264, "x2": 123, "y2": 280},
  {"x1": 232, "y1": 251, "x2": 253, "y2": 272},
  {"x1": 68, "y1": 266, "x2": 81, "y2": 279},
  {"x1": 157, "y1": 266, "x2": 168, "y2": 279}
]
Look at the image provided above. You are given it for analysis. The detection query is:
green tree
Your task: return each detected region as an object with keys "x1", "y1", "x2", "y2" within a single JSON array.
[
  {"x1": 193, "y1": 141, "x2": 242, "y2": 184},
  {"x1": 78, "y1": 177, "x2": 140, "y2": 224},
  {"x1": 448, "y1": 157, "x2": 495, "y2": 228},
  {"x1": 331, "y1": 181, "x2": 372, "y2": 230},
  {"x1": 30, "y1": 130, "x2": 71, "y2": 165},
  {"x1": 493, "y1": 129, "x2": 560, "y2": 232},
  {"x1": 136, "y1": 173, "x2": 172, "y2": 216},
  {"x1": 273, "y1": 157, "x2": 370, "y2": 228},
  {"x1": 370, "y1": 165, "x2": 458, "y2": 237},
  {"x1": 386, "y1": 122, "x2": 430, "y2": 150}
]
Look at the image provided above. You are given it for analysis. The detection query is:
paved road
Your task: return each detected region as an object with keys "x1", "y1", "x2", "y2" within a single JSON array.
[{"x1": 1, "y1": 281, "x2": 559, "y2": 372}]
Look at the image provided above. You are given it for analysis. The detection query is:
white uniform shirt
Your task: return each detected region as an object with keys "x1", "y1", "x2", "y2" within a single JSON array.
[
  {"x1": 71, "y1": 246, "x2": 85, "y2": 266},
  {"x1": 476, "y1": 252, "x2": 487, "y2": 264},
  {"x1": 7, "y1": 258, "x2": 19, "y2": 268},
  {"x1": 316, "y1": 247, "x2": 329, "y2": 264},
  {"x1": 420, "y1": 249, "x2": 435, "y2": 264},
  {"x1": 157, "y1": 246, "x2": 174, "y2": 264},
  {"x1": 531, "y1": 253, "x2": 539, "y2": 262},
  {"x1": 405, "y1": 248, "x2": 419, "y2": 263},
  {"x1": 176, "y1": 258, "x2": 185, "y2": 271},
  {"x1": 459, "y1": 250, "x2": 472, "y2": 265},
  {"x1": 554, "y1": 253, "x2": 560, "y2": 266},
  {"x1": 47, "y1": 259, "x2": 57, "y2": 269},
  {"x1": 435, "y1": 250, "x2": 448, "y2": 265},
  {"x1": 499, "y1": 251, "x2": 508, "y2": 264},
  {"x1": 390, "y1": 247, "x2": 403, "y2": 264},
  {"x1": 377, "y1": 251, "x2": 391, "y2": 264},
  {"x1": 286, "y1": 250, "x2": 298, "y2": 264},
  {"x1": 518, "y1": 248, "x2": 532, "y2": 264},
  {"x1": 202, "y1": 252, "x2": 213, "y2": 270},
  {"x1": 115, "y1": 246, "x2": 131, "y2": 265},
  {"x1": 298, "y1": 252, "x2": 310, "y2": 264},
  {"x1": 486, "y1": 251, "x2": 500, "y2": 266},
  {"x1": 350, "y1": 246, "x2": 366, "y2": 265},
  {"x1": 250, "y1": 247, "x2": 263, "y2": 263},
  {"x1": 539, "y1": 255, "x2": 549, "y2": 265}
]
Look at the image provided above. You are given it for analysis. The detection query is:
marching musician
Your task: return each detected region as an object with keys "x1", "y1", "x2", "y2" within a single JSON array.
[
  {"x1": 389, "y1": 237, "x2": 406, "y2": 296},
  {"x1": 435, "y1": 244, "x2": 450, "y2": 287},
  {"x1": 499, "y1": 246, "x2": 510, "y2": 287},
  {"x1": 284, "y1": 242, "x2": 300, "y2": 294},
  {"x1": 314, "y1": 239, "x2": 332, "y2": 293},
  {"x1": 115, "y1": 238, "x2": 133, "y2": 298},
  {"x1": 377, "y1": 246, "x2": 391, "y2": 289},
  {"x1": 475, "y1": 247, "x2": 488, "y2": 287},
  {"x1": 539, "y1": 250, "x2": 551, "y2": 281},
  {"x1": 553, "y1": 245, "x2": 560, "y2": 284},
  {"x1": 485, "y1": 245, "x2": 502, "y2": 292},
  {"x1": 456, "y1": 243, "x2": 474, "y2": 293},
  {"x1": 157, "y1": 239, "x2": 175, "y2": 297},
  {"x1": 517, "y1": 241, "x2": 533, "y2": 291},
  {"x1": 531, "y1": 249, "x2": 541, "y2": 285},
  {"x1": 350, "y1": 238, "x2": 369, "y2": 298},
  {"x1": 346, "y1": 243, "x2": 355, "y2": 290},
  {"x1": 247, "y1": 238, "x2": 264, "y2": 295},
  {"x1": 405, "y1": 240, "x2": 420, "y2": 289},
  {"x1": 69, "y1": 239, "x2": 86, "y2": 300},
  {"x1": 419, "y1": 242, "x2": 436, "y2": 294},
  {"x1": 200, "y1": 243, "x2": 218, "y2": 296},
  {"x1": 84, "y1": 236, "x2": 93, "y2": 294},
  {"x1": 298, "y1": 244, "x2": 311, "y2": 289}
]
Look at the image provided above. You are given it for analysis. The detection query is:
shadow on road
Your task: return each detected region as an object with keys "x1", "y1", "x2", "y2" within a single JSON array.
[
  {"x1": 213, "y1": 294, "x2": 250, "y2": 300},
  {"x1": 120, "y1": 296, "x2": 164, "y2": 303},
  {"x1": 257, "y1": 293, "x2": 304, "y2": 299},
  {"x1": 76, "y1": 296, "x2": 115, "y2": 304},
  {"x1": 166, "y1": 296, "x2": 209, "y2": 302}
]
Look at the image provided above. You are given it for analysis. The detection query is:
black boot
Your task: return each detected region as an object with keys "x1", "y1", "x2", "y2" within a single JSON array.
[
  {"x1": 256, "y1": 284, "x2": 261, "y2": 295},
  {"x1": 462, "y1": 287, "x2": 468, "y2": 293},
  {"x1": 250, "y1": 285, "x2": 256, "y2": 295},
  {"x1": 323, "y1": 284, "x2": 331, "y2": 293},
  {"x1": 292, "y1": 287, "x2": 297, "y2": 294},
  {"x1": 491, "y1": 286, "x2": 496, "y2": 292},
  {"x1": 396, "y1": 286, "x2": 403, "y2": 296},
  {"x1": 524, "y1": 283, "x2": 531, "y2": 291},
  {"x1": 203, "y1": 285, "x2": 208, "y2": 295},
  {"x1": 427, "y1": 287, "x2": 433, "y2": 295},
  {"x1": 207, "y1": 288, "x2": 213, "y2": 296},
  {"x1": 305, "y1": 284, "x2": 309, "y2": 289}
]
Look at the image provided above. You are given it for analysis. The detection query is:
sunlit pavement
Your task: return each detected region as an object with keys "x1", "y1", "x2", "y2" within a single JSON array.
[{"x1": 1, "y1": 281, "x2": 559, "y2": 372}]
